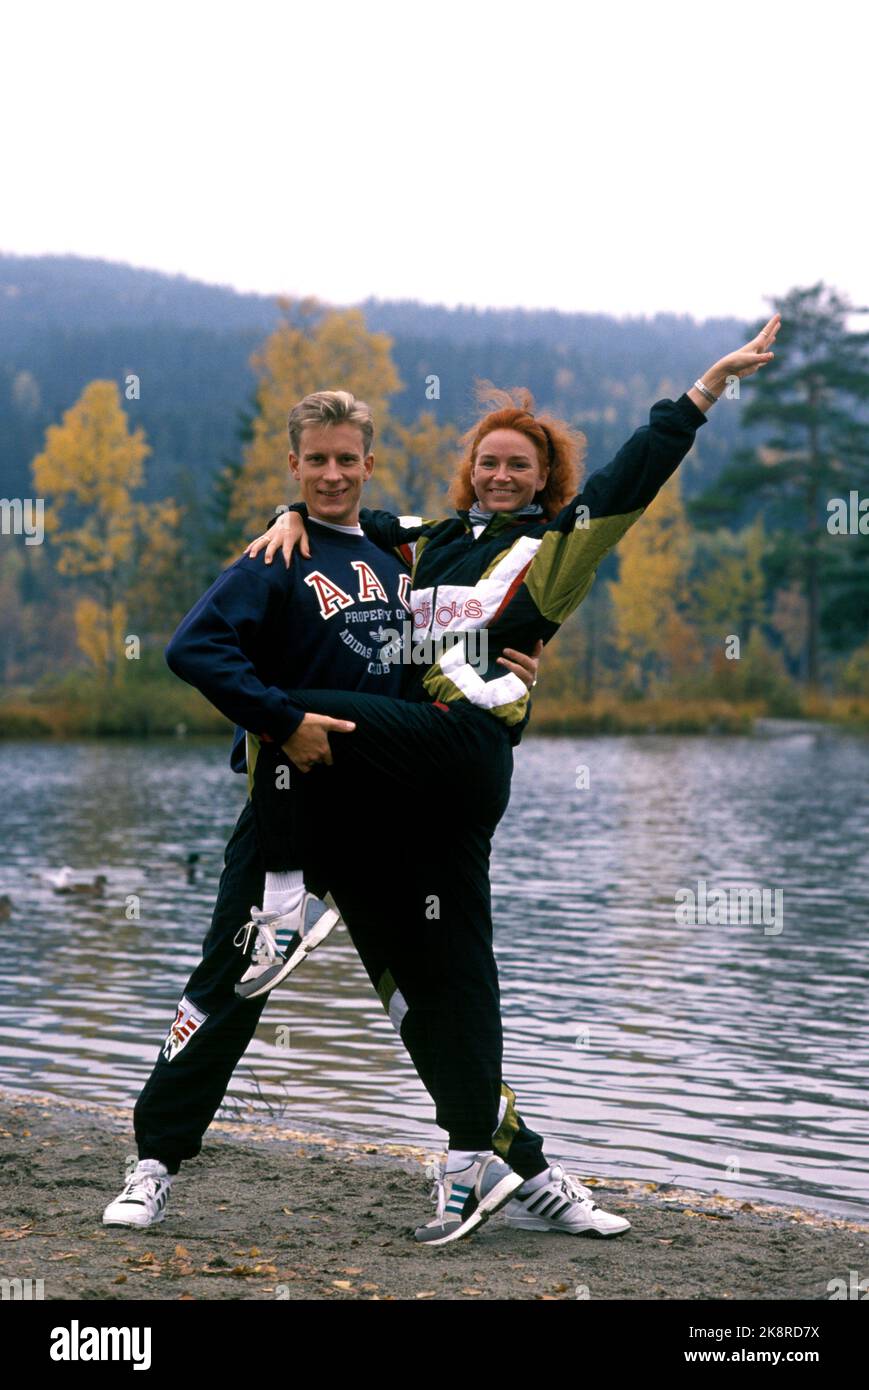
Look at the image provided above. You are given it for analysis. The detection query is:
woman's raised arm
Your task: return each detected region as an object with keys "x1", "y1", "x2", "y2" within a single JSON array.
[
  {"x1": 547, "y1": 312, "x2": 781, "y2": 533},
  {"x1": 686, "y1": 312, "x2": 780, "y2": 414},
  {"x1": 521, "y1": 314, "x2": 782, "y2": 625}
]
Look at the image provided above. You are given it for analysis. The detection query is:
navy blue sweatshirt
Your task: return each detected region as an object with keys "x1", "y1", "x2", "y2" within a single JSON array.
[{"x1": 165, "y1": 518, "x2": 411, "y2": 771}]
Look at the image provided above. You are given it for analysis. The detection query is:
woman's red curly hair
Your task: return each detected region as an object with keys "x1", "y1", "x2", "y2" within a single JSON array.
[{"x1": 448, "y1": 379, "x2": 587, "y2": 520}]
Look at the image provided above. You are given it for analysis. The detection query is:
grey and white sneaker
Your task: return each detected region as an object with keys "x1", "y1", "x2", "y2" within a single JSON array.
[
  {"x1": 233, "y1": 893, "x2": 342, "y2": 1000},
  {"x1": 103, "y1": 1159, "x2": 172, "y2": 1228},
  {"x1": 415, "y1": 1154, "x2": 524, "y2": 1246},
  {"x1": 503, "y1": 1164, "x2": 631, "y2": 1237}
]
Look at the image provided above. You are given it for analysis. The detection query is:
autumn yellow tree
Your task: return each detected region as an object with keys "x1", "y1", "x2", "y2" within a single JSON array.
[
  {"x1": 127, "y1": 497, "x2": 184, "y2": 637},
  {"x1": 31, "y1": 380, "x2": 176, "y2": 682},
  {"x1": 681, "y1": 519, "x2": 772, "y2": 695},
  {"x1": 230, "y1": 299, "x2": 399, "y2": 536},
  {"x1": 608, "y1": 470, "x2": 697, "y2": 693},
  {"x1": 386, "y1": 410, "x2": 459, "y2": 516},
  {"x1": 229, "y1": 298, "x2": 458, "y2": 540},
  {"x1": 690, "y1": 519, "x2": 767, "y2": 646}
]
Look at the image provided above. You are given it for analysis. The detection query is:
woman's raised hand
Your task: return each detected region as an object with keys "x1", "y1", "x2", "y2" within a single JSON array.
[
  {"x1": 718, "y1": 312, "x2": 781, "y2": 380},
  {"x1": 245, "y1": 510, "x2": 311, "y2": 567}
]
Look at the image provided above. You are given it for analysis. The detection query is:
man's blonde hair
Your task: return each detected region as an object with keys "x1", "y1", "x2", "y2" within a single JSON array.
[{"x1": 287, "y1": 390, "x2": 375, "y2": 458}]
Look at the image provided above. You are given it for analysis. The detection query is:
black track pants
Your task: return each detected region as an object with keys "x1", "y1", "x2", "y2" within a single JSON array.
[
  {"x1": 133, "y1": 797, "x2": 548, "y2": 1178},
  {"x1": 252, "y1": 691, "x2": 514, "y2": 875},
  {"x1": 251, "y1": 692, "x2": 516, "y2": 1150}
]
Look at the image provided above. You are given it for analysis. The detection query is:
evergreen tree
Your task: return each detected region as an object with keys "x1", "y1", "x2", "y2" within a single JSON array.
[{"x1": 689, "y1": 283, "x2": 869, "y2": 689}]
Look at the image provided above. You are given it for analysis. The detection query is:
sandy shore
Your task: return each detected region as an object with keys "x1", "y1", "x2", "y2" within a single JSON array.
[{"x1": 2, "y1": 1088, "x2": 866, "y2": 1301}]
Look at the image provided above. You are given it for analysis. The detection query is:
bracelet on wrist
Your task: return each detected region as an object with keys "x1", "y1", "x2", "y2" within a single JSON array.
[{"x1": 693, "y1": 378, "x2": 719, "y2": 404}]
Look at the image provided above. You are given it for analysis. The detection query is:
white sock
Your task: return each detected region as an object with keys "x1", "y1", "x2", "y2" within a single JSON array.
[
  {"x1": 518, "y1": 1167, "x2": 552, "y2": 1196},
  {"x1": 262, "y1": 869, "x2": 304, "y2": 914},
  {"x1": 137, "y1": 1158, "x2": 171, "y2": 1180},
  {"x1": 446, "y1": 1147, "x2": 492, "y2": 1173}
]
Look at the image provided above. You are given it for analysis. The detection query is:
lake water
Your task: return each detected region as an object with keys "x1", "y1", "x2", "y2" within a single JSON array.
[{"x1": 0, "y1": 730, "x2": 867, "y2": 1220}]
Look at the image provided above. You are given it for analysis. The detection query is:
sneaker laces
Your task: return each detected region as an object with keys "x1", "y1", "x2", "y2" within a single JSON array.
[
  {"x1": 127, "y1": 1174, "x2": 158, "y2": 1201},
  {"x1": 122, "y1": 1165, "x2": 166, "y2": 1202},
  {"x1": 555, "y1": 1165, "x2": 598, "y2": 1209},
  {"x1": 233, "y1": 907, "x2": 281, "y2": 965}
]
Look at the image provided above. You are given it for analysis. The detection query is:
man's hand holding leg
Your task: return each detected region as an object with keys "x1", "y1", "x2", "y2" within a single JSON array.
[{"x1": 281, "y1": 712, "x2": 356, "y2": 772}]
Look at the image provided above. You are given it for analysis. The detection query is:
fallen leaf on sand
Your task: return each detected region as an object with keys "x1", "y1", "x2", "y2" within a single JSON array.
[
  {"x1": 1, "y1": 1224, "x2": 34, "y2": 1242},
  {"x1": 416, "y1": 1291, "x2": 437, "y2": 1299},
  {"x1": 201, "y1": 1262, "x2": 275, "y2": 1278},
  {"x1": 462, "y1": 1288, "x2": 483, "y2": 1296}
]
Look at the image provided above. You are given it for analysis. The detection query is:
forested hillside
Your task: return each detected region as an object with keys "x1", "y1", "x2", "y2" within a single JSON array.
[
  {"x1": 0, "y1": 253, "x2": 745, "y2": 502},
  {"x1": 1, "y1": 259, "x2": 866, "y2": 731}
]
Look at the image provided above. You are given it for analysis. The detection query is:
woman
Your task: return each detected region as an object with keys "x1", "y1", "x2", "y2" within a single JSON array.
[{"x1": 241, "y1": 313, "x2": 781, "y2": 1241}]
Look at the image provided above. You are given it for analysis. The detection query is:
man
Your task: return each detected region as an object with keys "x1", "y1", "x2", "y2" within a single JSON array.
[{"x1": 102, "y1": 390, "x2": 628, "y2": 1244}]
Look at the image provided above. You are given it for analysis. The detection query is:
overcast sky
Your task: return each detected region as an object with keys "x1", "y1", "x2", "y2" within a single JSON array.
[{"x1": 4, "y1": 0, "x2": 866, "y2": 325}]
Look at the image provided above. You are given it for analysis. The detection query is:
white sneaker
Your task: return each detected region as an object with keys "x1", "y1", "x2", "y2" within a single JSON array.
[
  {"x1": 415, "y1": 1154, "x2": 524, "y2": 1246},
  {"x1": 503, "y1": 1164, "x2": 631, "y2": 1237},
  {"x1": 233, "y1": 893, "x2": 342, "y2": 1000},
  {"x1": 103, "y1": 1159, "x2": 173, "y2": 1228}
]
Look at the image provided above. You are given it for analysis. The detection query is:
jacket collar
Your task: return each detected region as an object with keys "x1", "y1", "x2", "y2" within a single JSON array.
[{"x1": 459, "y1": 501, "x2": 544, "y2": 534}]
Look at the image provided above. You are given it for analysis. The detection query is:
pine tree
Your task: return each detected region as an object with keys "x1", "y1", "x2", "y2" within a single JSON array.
[{"x1": 689, "y1": 283, "x2": 869, "y2": 690}]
